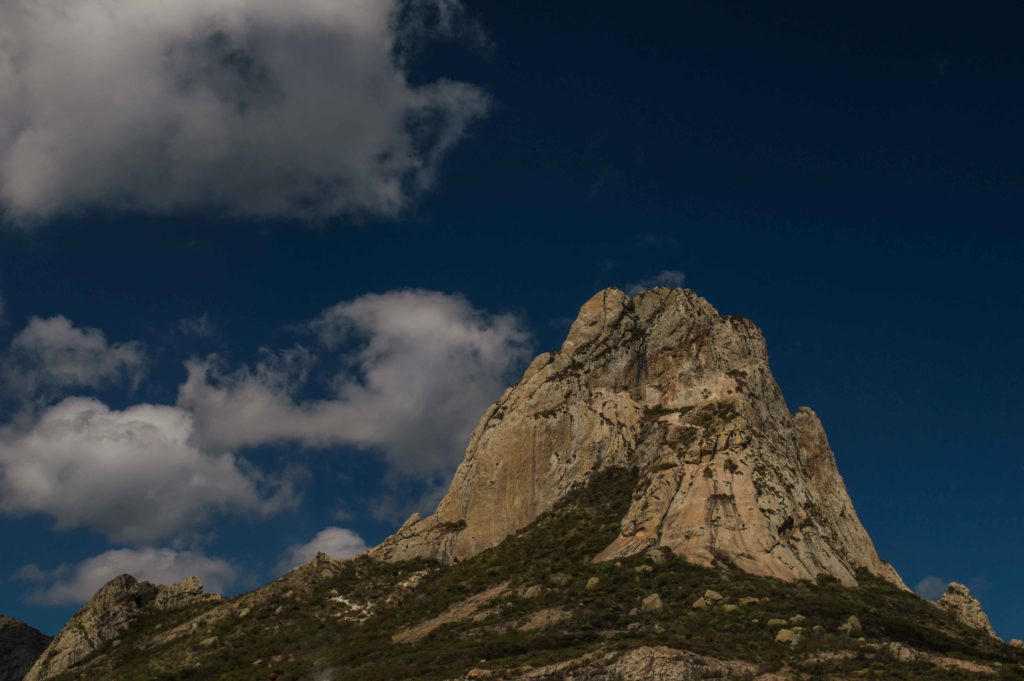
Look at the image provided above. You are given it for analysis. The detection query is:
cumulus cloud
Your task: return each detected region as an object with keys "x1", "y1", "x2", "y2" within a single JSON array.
[
  {"x1": 0, "y1": 0, "x2": 488, "y2": 221},
  {"x1": 2, "y1": 315, "x2": 146, "y2": 400},
  {"x1": 625, "y1": 270, "x2": 686, "y2": 295},
  {"x1": 0, "y1": 397, "x2": 295, "y2": 543},
  {"x1": 914, "y1": 575, "x2": 948, "y2": 601},
  {"x1": 276, "y1": 527, "x2": 367, "y2": 573},
  {"x1": 178, "y1": 290, "x2": 531, "y2": 477},
  {"x1": 19, "y1": 548, "x2": 237, "y2": 605}
]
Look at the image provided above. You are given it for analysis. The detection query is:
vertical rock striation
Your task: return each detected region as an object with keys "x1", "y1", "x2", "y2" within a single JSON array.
[{"x1": 373, "y1": 288, "x2": 904, "y2": 588}]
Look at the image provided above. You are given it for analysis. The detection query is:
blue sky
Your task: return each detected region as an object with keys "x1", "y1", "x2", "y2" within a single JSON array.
[{"x1": 0, "y1": 1, "x2": 1021, "y2": 640}]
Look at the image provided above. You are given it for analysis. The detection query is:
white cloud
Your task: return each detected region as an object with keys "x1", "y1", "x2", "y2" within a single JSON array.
[
  {"x1": 0, "y1": 397, "x2": 295, "y2": 543},
  {"x1": 2, "y1": 315, "x2": 146, "y2": 399},
  {"x1": 178, "y1": 290, "x2": 531, "y2": 477},
  {"x1": 0, "y1": 0, "x2": 488, "y2": 221},
  {"x1": 625, "y1": 270, "x2": 686, "y2": 295},
  {"x1": 276, "y1": 527, "x2": 367, "y2": 573},
  {"x1": 914, "y1": 575, "x2": 948, "y2": 601},
  {"x1": 21, "y1": 547, "x2": 237, "y2": 605}
]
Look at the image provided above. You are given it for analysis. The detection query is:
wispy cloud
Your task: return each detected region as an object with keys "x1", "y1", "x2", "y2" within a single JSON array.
[
  {"x1": 625, "y1": 269, "x2": 686, "y2": 295},
  {"x1": 177, "y1": 314, "x2": 215, "y2": 338}
]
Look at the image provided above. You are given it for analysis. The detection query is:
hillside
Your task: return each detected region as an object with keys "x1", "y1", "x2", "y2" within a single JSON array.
[{"x1": 36, "y1": 469, "x2": 1024, "y2": 680}]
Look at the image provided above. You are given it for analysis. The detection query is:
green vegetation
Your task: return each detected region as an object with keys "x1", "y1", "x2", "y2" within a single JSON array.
[{"x1": 54, "y1": 468, "x2": 1024, "y2": 680}]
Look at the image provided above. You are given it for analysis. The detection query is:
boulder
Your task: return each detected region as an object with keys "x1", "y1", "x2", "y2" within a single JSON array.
[
  {"x1": 641, "y1": 594, "x2": 663, "y2": 613},
  {"x1": 775, "y1": 628, "x2": 801, "y2": 646},
  {"x1": 522, "y1": 585, "x2": 543, "y2": 599},
  {"x1": 703, "y1": 590, "x2": 724, "y2": 605},
  {"x1": 838, "y1": 615, "x2": 862, "y2": 635}
]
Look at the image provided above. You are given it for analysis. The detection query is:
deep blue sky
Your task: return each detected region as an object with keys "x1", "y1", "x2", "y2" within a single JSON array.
[{"x1": 0, "y1": 2, "x2": 1021, "y2": 639}]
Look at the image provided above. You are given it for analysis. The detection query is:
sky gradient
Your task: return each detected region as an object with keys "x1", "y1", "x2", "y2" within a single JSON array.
[{"x1": 0, "y1": 2, "x2": 1021, "y2": 640}]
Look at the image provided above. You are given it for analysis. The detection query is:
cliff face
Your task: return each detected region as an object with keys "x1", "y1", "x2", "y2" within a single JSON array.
[
  {"x1": 0, "y1": 616, "x2": 50, "y2": 681},
  {"x1": 374, "y1": 287, "x2": 903, "y2": 588}
]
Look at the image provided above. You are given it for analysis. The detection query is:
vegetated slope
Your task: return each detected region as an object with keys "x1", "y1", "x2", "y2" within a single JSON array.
[{"x1": 49, "y1": 469, "x2": 1023, "y2": 681}]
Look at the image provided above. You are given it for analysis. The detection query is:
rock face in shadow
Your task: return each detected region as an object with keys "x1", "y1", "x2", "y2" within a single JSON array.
[
  {"x1": 0, "y1": 616, "x2": 50, "y2": 681},
  {"x1": 24, "y1": 575, "x2": 220, "y2": 681},
  {"x1": 374, "y1": 287, "x2": 904, "y2": 589}
]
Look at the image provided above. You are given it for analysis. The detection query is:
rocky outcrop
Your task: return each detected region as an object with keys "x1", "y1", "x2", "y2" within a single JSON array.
[
  {"x1": 25, "y1": 575, "x2": 218, "y2": 681},
  {"x1": 0, "y1": 616, "x2": 50, "y2": 681},
  {"x1": 374, "y1": 287, "x2": 903, "y2": 588},
  {"x1": 153, "y1": 575, "x2": 207, "y2": 611},
  {"x1": 938, "y1": 583, "x2": 998, "y2": 639}
]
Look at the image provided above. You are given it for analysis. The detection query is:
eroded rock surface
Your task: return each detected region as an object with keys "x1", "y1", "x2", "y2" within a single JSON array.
[
  {"x1": 25, "y1": 575, "x2": 217, "y2": 681},
  {"x1": 938, "y1": 582, "x2": 998, "y2": 639},
  {"x1": 0, "y1": 616, "x2": 50, "y2": 681},
  {"x1": 374, "y1": 288, "x2": 903, "y2": 588}
]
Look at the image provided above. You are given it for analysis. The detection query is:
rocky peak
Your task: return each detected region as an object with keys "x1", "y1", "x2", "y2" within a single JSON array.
[
  {"x1": 0, "y1": 615, "x2": 50, "y2": 681},
  {"x1": 373, "y1": 287, "x2": 904, "y2": 589},
  {"x1": 25, "y1": 574, "x2": 218, "y2": 681},
  {"x1": 938, "y1": 582, "x2": 998, "y2": 639}
]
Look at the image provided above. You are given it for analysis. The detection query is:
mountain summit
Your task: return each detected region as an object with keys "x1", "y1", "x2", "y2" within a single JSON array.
[{"x1": 375, "y1": 287, "x2": 902, "y2": 588}]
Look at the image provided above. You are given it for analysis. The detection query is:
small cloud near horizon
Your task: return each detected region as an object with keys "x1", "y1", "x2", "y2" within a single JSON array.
[
  {"x1": 276, "y1": 527, "x2": 367, "y2": 574},
  {"x1": 625, "y1": 270, "x2": 686, "y2": 295},
  {"x1": 913, "y1": 575, "x2": 948, "y2": 601}
]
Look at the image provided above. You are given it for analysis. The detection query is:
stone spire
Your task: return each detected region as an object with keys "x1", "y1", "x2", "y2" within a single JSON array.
[{"x1": 373, "y1": 288, "x2": 904, "y2": 588}]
